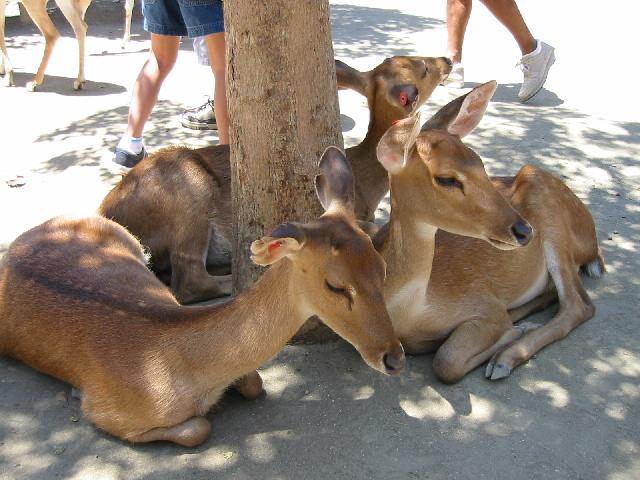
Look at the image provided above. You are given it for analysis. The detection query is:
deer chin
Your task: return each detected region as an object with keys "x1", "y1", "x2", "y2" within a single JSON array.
[{"x1": 486, "y1": 237, "x2": 522, "y2": 251}]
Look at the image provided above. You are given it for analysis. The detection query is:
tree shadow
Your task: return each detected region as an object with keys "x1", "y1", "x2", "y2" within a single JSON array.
[{"x1": 330, "y1": 4, "x2": 445, "y2": 58}]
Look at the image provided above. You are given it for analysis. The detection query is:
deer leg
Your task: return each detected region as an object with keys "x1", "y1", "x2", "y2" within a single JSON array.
[
  {"x1": 508, "y1": 282, "x2": 558, "y2": 323},
  {"x1": 55, "y1": 0, "x2": 90, "y2": 90},
  {"x1": 233, "y1": 370, "x2": 264, "y2": 400},
  {"x1": 127, "y1": 417, "x2": 212, "y2": 447},
  {"x1": 487, "y1": 246, "x2": 595, "y2": 380},
  {"x1": 170, "y1": 251, "x2": 230, "y2": 304},
  {"x1": 432, "y1": 302, "x2": 522, "y2": 384},
  {"x1": 0, "y1": 0, "x2": 15, "y2": 85},
  {"x1": 21, "y1": 0, "x2": 60, "y2": 91},
  {"x1": 122, "y1": 0, "x2": 134, "y2": 47}
]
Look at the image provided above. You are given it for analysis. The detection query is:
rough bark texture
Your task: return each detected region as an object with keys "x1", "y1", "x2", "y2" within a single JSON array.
[{"x1": 224, "y1": 1, "x2": 343, "y2": 341}]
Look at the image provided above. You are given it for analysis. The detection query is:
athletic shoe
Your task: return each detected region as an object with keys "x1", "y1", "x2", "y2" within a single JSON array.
[
  {"x1": 517, "y1": 41, "x2": 555, "y2": 102},
  {"x1": 181, "y1": 99, "x2": 217, "y2": 130},
  {"x1": 113, "y1": 146, "x2": 147, "y2": 168}
]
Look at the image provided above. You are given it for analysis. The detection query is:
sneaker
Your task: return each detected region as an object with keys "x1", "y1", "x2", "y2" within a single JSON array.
[
  {"x1": 441, "y1": 63, "x2": 464, "y2": 89},
  {"x1": 181, "y1": 99, "x2": 217, "y2": 130},
  {"x1": 113, "y1": 146, "x2": 147, "y2": 168},
  {"x1": 517, "y1": 40, "x2": 555, "y2": 102}
]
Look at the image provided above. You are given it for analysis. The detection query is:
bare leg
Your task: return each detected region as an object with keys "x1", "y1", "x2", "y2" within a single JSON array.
[
  {"x1": 128, "y1": 417, "x2": 211, "y2": 447},
  {"x1": 126, "y1": 33, "x2": 180, "y2": 138},
  {"x1": 204, "y1": 32, "x2": 229, "y2": 145},
  {"x1": 446, "y1": 0, "x2": 472, "y2": 64},
  {"x1": 233, "y1": 371, "x2": 264, "y2": 400},
  {"x1": 479, "y1": 0, "x2": 537, "y2": 55}
]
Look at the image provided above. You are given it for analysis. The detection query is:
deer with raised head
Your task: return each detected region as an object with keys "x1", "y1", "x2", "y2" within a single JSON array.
[
  {"x1": 0, "y1": 0, "x2": 91, "y2": 90},
  {"x1": 0, "y1": 147, "x2": 405, "y2": 447},
  {"x1": 374, "y1": 81, "x2": 604, "y2": 383},
  {"x1": 98, "y1": 55, "x2": 452, "y2": 303}
]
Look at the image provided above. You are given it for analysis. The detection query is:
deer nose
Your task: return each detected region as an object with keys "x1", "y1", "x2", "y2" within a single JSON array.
[
  {"x1": 442, "y1": 56, "x2": 453, "y2": 67},
  {"x1": 383, "y1": 351, "x2": 406, "y2": 375},
  {"x1": 511, "y1": 220, "x2": 532, "y2": 246}
]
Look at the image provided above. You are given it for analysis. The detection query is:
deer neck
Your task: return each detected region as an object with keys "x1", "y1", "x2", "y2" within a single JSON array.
[
  {"x1": 347, "y1": 97, "x2": 407, "y2": 219},
  {"x1": 380, "y1": 180, "x2": 438, "y2": 317},
  {"x1": 182, "y1": 260, "x2": 306, "y2": 383}
]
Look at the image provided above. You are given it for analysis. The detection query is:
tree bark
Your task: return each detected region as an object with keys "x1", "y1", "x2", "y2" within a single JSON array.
[{"x1": 224, "y1": 1, "x2": 343, "y2": 340}]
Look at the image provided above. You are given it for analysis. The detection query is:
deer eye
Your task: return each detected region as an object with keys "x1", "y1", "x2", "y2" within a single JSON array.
[
  {"x1": 434, "y1": 176, "x2": 464, "y2": 191},
  {"x1": 325, "y1": 280, "x2": 353, "y2": 309}
]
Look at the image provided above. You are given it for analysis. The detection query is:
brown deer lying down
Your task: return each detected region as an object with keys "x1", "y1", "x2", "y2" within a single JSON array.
[
  {"x1": 373, "y1": 81, "x2": 605, "y2": 384},
  {"x1": 0, "y1": 147, "x2": 405, "y2": 447},
  {"x1": 99, "y1": 56, "x2": 452, "y2": 304}
]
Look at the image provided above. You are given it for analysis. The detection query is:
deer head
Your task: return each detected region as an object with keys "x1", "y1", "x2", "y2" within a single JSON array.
[
  {"x1": 376, "y1": 81, "x2": 533, "y2": 249},
  {"x1": 336, "y1": 56, "x2": 452, "y2": 119},
  {"x1": 251, "y1": 147, "x2": 405, "y2": 375}
]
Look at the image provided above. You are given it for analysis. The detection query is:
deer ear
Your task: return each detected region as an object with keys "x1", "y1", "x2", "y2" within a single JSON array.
[
  {"x1": 250, "y1": 223, "x2": 306, "y2": 266},
  {"x1": 335, "y1": 59, "x2": 370, "y2": 96},
  {"x1": 376, "y1": 115, "x2": 422, "y2": 174},
  {"x1": 315, "y1": 146, "x2": 355, "y2": 214},
  {"x1": 421, "y1": 80, "x2": 497, "y2": 137}
]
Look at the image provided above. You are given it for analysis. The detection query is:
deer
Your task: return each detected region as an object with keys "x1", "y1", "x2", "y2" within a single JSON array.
[
  {"x1": 373, "y1": 81, "x2": 605, "y2": 384},
  {"x1": 0, "y1": 147, "x2": 405, "y2": 447},
  {"x1": 0, "y1": 0, "x2": 90, "y2": 90},
  {"x1": 98, "y1": 55, "x2": 452, "y2": 304},
  {"x1": 122, "y1": 0, "x2": 134, "y2": 47}
]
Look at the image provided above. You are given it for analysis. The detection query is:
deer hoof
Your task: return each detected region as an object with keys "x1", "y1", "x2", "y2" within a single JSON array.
[
  {"x1": 488, "y1": 362, "x2": 512, "y2": 381},
  {"x1": 73, "y1": 79, "x2": 85, "y2": 91},
  {"x1": 2, "y1": 73, "x2": 14, "y2": 87},
  {"x1": 26, "y1": 80, "x2": 39, "y2": 92}
]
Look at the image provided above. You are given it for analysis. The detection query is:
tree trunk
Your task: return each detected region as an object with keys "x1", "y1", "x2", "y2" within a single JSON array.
[{"x1": 224, "y1": 1, "x2": 343, "y2": 341}]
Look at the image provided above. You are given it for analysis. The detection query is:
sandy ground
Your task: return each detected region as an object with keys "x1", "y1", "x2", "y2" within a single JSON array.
[{"x1": 1, "y1": 1, "x2": 639, "y2": 479}]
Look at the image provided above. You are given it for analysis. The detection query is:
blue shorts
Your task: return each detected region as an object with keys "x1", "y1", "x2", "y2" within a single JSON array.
[{"x1": 142, "y1": 0, "x2": 224, "y2": 38}]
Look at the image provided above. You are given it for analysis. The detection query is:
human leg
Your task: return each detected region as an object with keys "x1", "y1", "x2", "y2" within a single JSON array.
[
  {"x1": 443, "y1": 0, "x2": 471, "y2": 89},
  {"x1": 479, "y1": 0, "x2": 536, "y2": 55},
  {"x1": 204, "y1": 32, "x2": 228, "y2": 144},
  {"x1": 479, "y1": 0, "x2": 555, "y2": 102}
]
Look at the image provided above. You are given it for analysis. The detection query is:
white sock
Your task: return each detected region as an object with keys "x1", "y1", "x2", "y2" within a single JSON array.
[{"x1": 117, "y1": 135, "x2": 144, "y2": 154}]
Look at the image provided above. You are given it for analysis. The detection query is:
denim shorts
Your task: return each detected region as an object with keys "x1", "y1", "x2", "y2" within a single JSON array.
[{"x1": 142, "y1": 0, "x2": 224, "y2": 38}]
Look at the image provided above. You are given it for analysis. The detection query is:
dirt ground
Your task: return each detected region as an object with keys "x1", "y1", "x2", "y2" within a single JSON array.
[{"x1": 1, "y1": 1, "x2": 638, "y2": 479}]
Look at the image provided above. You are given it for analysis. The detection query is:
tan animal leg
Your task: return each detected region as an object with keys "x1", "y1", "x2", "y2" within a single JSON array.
[
  {"x1": 128, "y1": 417, "x2": 212, "y2": 447},
  {"x1": 0, "y1": 0, "x2": 15, "y2": 85},
  {"x1": 20, "y1": 0, "x2": 60, "y2": 91},
  {"x1": 122, "y1": 0, "x2": 134, "y2": 47},
  {"x1": 508, "y1": 283, "x2": 558, "y2": 323},
  {"x1": 233, "y1": 370, "x2": 264, "y2": 400},
  {"x1": 431, "y1": 304, "x2": 515, "y2": 384},
  {"x1": 170, "y1": 249, "x2": 230, "y2": 304},
  {"x1": 486, "y1": 247, "x2": 595, "y2": 380},
  {"x1": 55, "y1": 0, "x2": 90, "y2": 90}
]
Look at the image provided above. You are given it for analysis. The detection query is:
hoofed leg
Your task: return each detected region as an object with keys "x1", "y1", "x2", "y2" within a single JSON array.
[
  {"x1": 487, "y1": 245, "x2": 595, "y2": 380},
  {"x1": 432, "y1": 302, "x2": 516, "y2": 384},
  {"x1": 21, "y1": 0, "x2": 60, "y2": 91},
  {"x1": 128, "y1": 417, "x2": 212, "y2": 447},
  {"x1": 55, "y1": 0, "x2": 90, "y2": 90},
  {"x1": 233, "y1": 371, "x2": 264, "y2": 400},
  {"x1": 0, "y1": 0, "x2": 15, "y2": 85},
  {"x1": 122, "y1": 0, "x2": 134, "y2": 47}
]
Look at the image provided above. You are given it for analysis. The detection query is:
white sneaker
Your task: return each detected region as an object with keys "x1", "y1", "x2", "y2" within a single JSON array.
[
  {"x1": 517, "y1": 40, "x2": 555, "y2": 102},
  {"x1": 441, "y1": 63, "x2": 464, "y2": 89}
]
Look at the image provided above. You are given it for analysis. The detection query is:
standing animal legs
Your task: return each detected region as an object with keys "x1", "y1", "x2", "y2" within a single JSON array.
[
  {"x1": 0, "y1": 0, "x2": 15, "y2": 85},
  {"x1": 55, "y1": 0, "x2": 91, "y2": 90},
  {"x1": 122, "y1": 0, "x2": 134, "y2": 47},
  {"x1": 20, "y1": 0, "x2": 60, "y2": 91}
]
